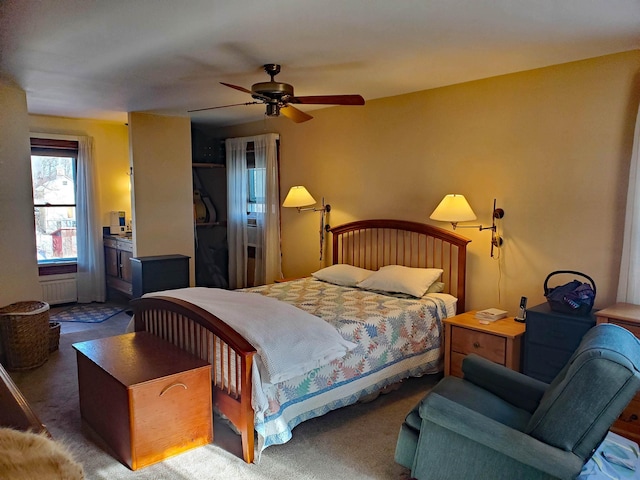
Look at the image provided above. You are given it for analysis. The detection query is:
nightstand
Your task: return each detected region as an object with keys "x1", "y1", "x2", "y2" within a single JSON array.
[
  {"x1": 443, "y1": 311, "x2": 526, "y2": 377},
  {"x1": 596, "y1": 302, "x2": 640, "y2": 443},
  {"x1": 596, "y1": 302, "x2": 640, "y2": 336}
]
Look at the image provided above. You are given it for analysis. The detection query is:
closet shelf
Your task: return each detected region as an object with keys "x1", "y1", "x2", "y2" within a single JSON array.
[
  {"x1": 192, "y1": 163, "x2": 225, "y2": 168},
  {"x1": 196, "y1": 221, "x2": 227, "y2": 227}
]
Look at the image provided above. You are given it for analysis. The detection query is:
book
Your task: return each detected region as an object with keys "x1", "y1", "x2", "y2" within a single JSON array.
[{"x1": 475, "y1": 308, "x2": 508, "y2": 322}]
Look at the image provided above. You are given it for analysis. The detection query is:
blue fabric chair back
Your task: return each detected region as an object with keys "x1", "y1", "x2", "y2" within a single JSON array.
[{"x1": 525, "y1": 324, "x2": 640, "y2": 459}]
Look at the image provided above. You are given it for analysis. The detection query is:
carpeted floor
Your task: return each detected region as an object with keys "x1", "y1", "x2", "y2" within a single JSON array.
[{"x1": 8, "y1": 311, "x2": 437, "y2": 479}]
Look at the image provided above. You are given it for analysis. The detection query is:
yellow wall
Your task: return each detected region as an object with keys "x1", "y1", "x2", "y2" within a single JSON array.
[
  {"x1": 0, "y1": 81, "x2": 40, "y2": 305},
  {"x1": 128, "y1": 112, "x2": 195, "y2": 284},
  {"x1": 211, "y1": 50, "x2": 640, "y2": 313},
  {"x1": 28, "y1": 115, "x2": 131, "y2": 228}
]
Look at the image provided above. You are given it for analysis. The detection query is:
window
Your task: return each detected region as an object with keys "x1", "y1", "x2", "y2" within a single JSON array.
[
  {"x1": 247, "y1": 168, "x2": 266, "y2": 214},
  {"x1": 30, "y1": 138, "x2": 79, "y2": 263},
  {"x1": 246, "y1": 143, "x2": 266, "y2": 216}
]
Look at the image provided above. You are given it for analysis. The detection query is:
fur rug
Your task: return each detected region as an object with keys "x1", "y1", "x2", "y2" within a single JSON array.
[{"x1": 0, "y1": 428, "x2": 84, "y2": 479}]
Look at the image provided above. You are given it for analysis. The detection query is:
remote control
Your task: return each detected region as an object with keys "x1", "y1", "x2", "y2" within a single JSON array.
[{"x1": 515, "y1": 296, "x2": 527, "y2": 323}]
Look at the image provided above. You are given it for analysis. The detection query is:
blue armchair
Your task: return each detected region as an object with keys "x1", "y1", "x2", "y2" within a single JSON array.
[{"x1": 395, "y1": 324, "x2": 640, "y2": 480}]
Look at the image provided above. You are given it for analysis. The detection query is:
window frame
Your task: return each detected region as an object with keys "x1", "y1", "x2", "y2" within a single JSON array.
[{"x1": 30, "y1": 137, "x2": 79, "y2": 265}]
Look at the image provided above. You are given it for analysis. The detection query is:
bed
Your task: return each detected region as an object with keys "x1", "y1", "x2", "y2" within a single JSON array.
[{"x1": 130, "y1": 219, "x2": 470, "y2": 463}]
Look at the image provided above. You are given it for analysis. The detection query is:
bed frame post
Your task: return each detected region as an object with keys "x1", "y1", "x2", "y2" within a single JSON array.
[
  {"x1": 455, "y1": 244, "x2": 468, "y2": 312},
  {"x1": 239, "y1": 356, "x2": 254, "y2": 463}
]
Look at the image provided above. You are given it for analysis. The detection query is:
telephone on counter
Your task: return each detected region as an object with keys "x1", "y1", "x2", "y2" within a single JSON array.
[{"x1": 515, "y1": 296, "x2": 527, "y2": 323}]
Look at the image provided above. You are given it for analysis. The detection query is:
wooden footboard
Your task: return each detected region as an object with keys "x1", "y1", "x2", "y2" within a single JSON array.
[{"x1": 129, "y1": 296, "x2": 257, "y2": 463}]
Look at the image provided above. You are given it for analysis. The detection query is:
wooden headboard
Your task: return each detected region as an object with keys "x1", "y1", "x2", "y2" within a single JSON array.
[{"x1": 330, "y1": 219, "x2": 471, "y2": 312}]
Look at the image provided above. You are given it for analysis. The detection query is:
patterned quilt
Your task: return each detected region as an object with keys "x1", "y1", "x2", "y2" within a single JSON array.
[{"x1": 243, "y1": 277, "x2": 451, "y2": 451}]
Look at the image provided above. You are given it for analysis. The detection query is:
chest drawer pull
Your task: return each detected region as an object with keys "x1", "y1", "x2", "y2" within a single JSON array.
[
  {"x1": 473, "y1": 342, "x2": 480, "y2": 349},
  {"x1": 160, "y1": 382, "x2": 188, "y2": 396},
  {"x1": 621, "y1": 413, "x2": 639, "y2": 423}
]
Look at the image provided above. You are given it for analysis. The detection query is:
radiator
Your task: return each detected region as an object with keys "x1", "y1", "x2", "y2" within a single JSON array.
[{"x1": 40, "y1": 274, "x2": 77, "y2": 305}]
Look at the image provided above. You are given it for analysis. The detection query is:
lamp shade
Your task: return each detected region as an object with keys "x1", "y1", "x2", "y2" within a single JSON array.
[
  {"x1": 430, "y1": 194, "x2": 477, "y2": 222},
  {"x1": 283, "y1": 185, "x2": 316, "y2": 208}
]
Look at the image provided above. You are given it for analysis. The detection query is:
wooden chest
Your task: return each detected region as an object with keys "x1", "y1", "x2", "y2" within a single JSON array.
[{"x1": 73, "y1": 332, "x2": 212, "y2": 470}]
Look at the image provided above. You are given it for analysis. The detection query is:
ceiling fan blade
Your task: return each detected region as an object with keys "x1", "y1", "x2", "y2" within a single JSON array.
[
  {"x1": 280, "y1": 105, "x2": 313, "y2": 123},
  {"x1": 289, "y1": 94, "x2": 365, "y2": 106},
  {"x1": 220, "y1": 82, "x2": 253, "y2": 95},
  {"x1": 188, "y1": 101, "x2": 260, "y2": 113}
]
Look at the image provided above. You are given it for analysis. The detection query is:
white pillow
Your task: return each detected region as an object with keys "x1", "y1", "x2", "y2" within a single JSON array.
[
  {"x1": 426, "y1": 281, "x2": 445, "y2": 294},
  {"x1": 357, "y1": 265, "x2": 444, "y2": 298},
  {"x1": 312, "y1": 264, "x2": 374, "y2": 287}
]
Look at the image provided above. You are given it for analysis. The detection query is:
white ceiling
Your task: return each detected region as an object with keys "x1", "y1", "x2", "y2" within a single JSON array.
[{"x1": 1, "y1": 0, "x2": 639, "y2": 127}]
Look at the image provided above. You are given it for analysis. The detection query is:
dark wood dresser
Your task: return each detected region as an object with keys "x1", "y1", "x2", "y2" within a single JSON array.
[
  {"x1": 523, "y1": 303, "x2": 596, "y2": 383},
  {"x1": 104, "y1": 235, "x2": 133, "y2": 298},
  {"x1": 72, "y1": 332, "x2": 212, "y2": 470},
  {"x1": 130, "y1": 254, "x2": 190, "y2": 298}
]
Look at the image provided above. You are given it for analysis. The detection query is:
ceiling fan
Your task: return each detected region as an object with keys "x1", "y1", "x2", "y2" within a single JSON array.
[{"x1": 189, "y1": 64, "x2": 365, "y2": 123}]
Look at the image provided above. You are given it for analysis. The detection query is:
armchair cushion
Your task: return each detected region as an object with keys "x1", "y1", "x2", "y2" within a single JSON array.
[
  {"x1": 462, "y1": 353, "x2": 549, "y2": 413},
  {"x1": 417, "y1": 392, "x2": 583, "y2": 479},
  {"x1": 422, "y1": 375, "x2": 532, "y2": 431},
  {"x1": 395, "y1": 375, "x2": 532, "y2": 471}
]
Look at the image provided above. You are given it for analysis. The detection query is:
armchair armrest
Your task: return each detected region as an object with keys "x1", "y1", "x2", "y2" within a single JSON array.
[
  {"x1": 419, "y1": 392, "x2": 583, "y2": 479},
  {"x1": 462, "y1": 354, "x2": 548, "y2": 413}
]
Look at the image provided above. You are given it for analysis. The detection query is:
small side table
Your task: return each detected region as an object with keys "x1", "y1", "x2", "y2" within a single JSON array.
[
  {"x1": 73, "y1": 332, "x2": 212, "y2": 470},
  {"x1": 596, "y1": 302, "x2": 640, "y2": 336},
  {"x1": 596, "y1": 303, "x2": 640, "y2": 443},
  {"x1": 444, "y1": 311, "x2": 526, "y2": 378}
]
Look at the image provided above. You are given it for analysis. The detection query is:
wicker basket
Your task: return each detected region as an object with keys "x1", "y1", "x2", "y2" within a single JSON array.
[
  {"x1": 0, "y1": 301, "x2": 50, "y2": 370},
  {"x1": 49, "y1": 321, "x2": 61, "y2": 352}
]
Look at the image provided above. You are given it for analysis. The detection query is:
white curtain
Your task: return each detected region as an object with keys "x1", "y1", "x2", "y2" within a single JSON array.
[
  {"x1": 226, "y1": 133, "x2": 282, "y2": 289},
  {"x1": 76, "y1": 136, "x2": 106, "y2": 303},
  {"x1": 617, "y1": 103, "x2": 640, "y2": 304},
  {"x1": 253, "y1": 133, "x2": 282, "y2": 285},
  {"x1": 226, "y1": 138, "x2": 248, "y2": 289}
]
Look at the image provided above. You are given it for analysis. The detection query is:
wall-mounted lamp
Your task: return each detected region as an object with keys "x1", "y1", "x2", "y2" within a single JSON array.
[
  {"x1": 283, "y1": 185, "x2": 331, "y2": 260},
  {"x1": 430, "y1": 194, "x2": 505, "y2": 257}
]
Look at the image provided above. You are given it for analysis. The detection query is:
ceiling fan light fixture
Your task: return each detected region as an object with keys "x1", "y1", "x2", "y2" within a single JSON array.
[{"x1": 265, "y1": 103, "x2": 280, "y2": 117}]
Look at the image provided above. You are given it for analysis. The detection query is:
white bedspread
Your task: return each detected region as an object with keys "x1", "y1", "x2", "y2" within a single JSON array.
[{"x1": 144, "y1": 287, "x2": 356, "y2": 384}]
